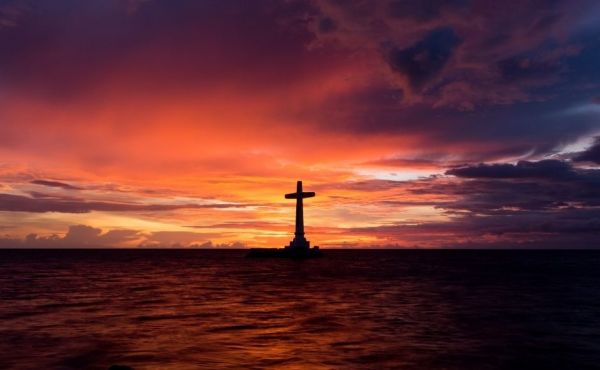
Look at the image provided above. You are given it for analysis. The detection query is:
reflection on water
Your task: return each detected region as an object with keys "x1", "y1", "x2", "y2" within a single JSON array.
[{"x1": 1, "y1": 250, "x2": 599, "y2": 369}]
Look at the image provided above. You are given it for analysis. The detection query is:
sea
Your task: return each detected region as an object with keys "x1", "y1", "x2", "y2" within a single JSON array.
[{"x1": 0, "y1": 249, "x2": 599, "y2": 370}]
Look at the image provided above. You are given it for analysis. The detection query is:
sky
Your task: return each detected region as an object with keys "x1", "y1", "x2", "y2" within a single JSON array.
[{"x1": 1, "y1": 0, "x2": 600, "y2": 248}]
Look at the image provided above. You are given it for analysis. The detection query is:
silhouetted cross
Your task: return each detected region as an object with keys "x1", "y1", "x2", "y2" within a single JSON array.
[{"x1": 285, "y1": 181, "x2": 315, "y2": 248}]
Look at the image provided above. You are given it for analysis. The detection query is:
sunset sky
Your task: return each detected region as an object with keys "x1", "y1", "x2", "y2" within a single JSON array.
[{"x1": 1, "y1": 0, "x2": 600, "y2": 248}]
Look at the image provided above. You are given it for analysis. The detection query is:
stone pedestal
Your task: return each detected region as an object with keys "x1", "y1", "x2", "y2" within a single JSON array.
[{"x1": 288, "y1": 236, "x2": 310, "y2": 249}]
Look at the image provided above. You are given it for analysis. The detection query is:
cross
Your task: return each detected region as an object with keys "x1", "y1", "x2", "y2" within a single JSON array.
[{"x1": 285, "y1": 180, "x2": 315, "y2": 249}]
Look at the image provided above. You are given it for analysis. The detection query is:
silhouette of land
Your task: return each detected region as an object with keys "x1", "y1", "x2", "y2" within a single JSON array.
[{"x1": 247, "y1": 181, "x2": 322, "y2": 258}]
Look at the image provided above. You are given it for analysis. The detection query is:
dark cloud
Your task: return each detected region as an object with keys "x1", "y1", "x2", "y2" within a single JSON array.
[
  {"x1": 419, "y1": 160, "x2": 600, "y2": 243},
  {"x1": 349, "y1": 208, "x2": 600, "y2": 248},
  {"x1": 312, "y1": 0, "x2": 599, "y2": 110},
  {"x1": 0, "y1": 193, "x2": 255, "y2": 213},
  {"x1": 338, "y1": 159, "x2": 600, "y2": 247},
  {"x1": 573, "y1": 137, "x2": 600, "y2": 164},
  {"x1": 30, "y1": 179, "x2": 82, "y2": 190},
  {"x1": 0, "y1": 0, "x2": 29, "y2": 28},
  {"x1": 446, "y1": 160, "x2": 578, "y2": 180},
  {"x1": 497, "y1": 56, "x2": 561, "y2": 84},
  {"x1": 384, "y1": 27, "x2": 461, "y2": 90},
  {"x1": 437, "y1": 161, "x2": 600, "y2": 212},
  {"x1": 298, "y1": 84, "x2": 597, "y2": 163},
  {"x1": 315, "y1": 158, "x2": 600, "y2": 216},
  {"x1": 318, "y1": 16, "x2": 336, "y2": 33},
  {"x1": 387, "y1": 0, "x2": 468, "y2": 21}
]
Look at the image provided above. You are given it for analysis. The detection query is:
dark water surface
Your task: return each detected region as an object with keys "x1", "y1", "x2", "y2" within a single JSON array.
[{"x1": 1, "y1": 249, "x2": 599, "y2": 369}]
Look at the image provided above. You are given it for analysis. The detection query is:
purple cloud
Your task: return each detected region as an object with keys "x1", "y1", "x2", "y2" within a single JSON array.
[
  {"x1": 445, "y1": 160, "x2": 578, "y2": 180},
  {"x1": 384, "y1": 27, "x2": 461, "y2": 90},
  {"x1": 0, "y1": 224, "x2": 245, "y2": 248},
  {"x1": 30, "y1": 179, "x2": 82, "y2": 190},
  {"x1": 0, "y1": 193, "x2": 256, "y2": 213},
  {"x1": 573, "y1": 137, "x2": 600, "y2": 165}
]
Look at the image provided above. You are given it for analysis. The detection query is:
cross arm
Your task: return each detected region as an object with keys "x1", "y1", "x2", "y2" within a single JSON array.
[{"x1": 285, "y1": 191, "x2": 315, "y2": 199}]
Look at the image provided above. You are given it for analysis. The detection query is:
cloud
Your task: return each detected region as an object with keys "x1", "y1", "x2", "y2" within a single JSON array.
[
  {"x1": 0, "y1": 193, "x2": 255, "y2": 213},
  {"x1": 403, "y1": 159, "x2": 600, "y2": 245},
  {"x1": 187, "y1": 221, "x2": 290, "y2": 230},
  {"x1": 497, "y1": 56, "x2": 562, "y2": 84},
  {"x1": 387, "y1": 0, "x2": 468, "y2": 22},
  {"x1": 198, "y1": 241, "x2": 246, "y2": 248},
  {"x1": 138, "y1": 240, "x2": 246, "y2": 249},
  {"x1": 328, "y1": 158, "x2": 600, "y2": 247},
  {"x1": 439, "y1": 161, "x2": 600, "y2": 212},
  {"x1": 573, "y1": 137, "x2": 600, "y2": 164},
  {"x1": 0, "y1": 225, "x2": 142, "y2": 248},
  {"x1": 60, "y1": 225, "x2": 141, "y2": 247},
  {"x1": 349, "y1": 212, "x2": 600, "y2": 248},
  {"x1": 445, "y1": 160, "x2": 578, "y2": 180},
  {"x1": 318, "y1": 16, "x2": 336, "y2": 33},
  {"x1": 0, "y1": 224, "x2": 246, "y2": 248},
  {"x1": 0, "y1": 0, "x2": 29, "y2": 28},
  {"x1": 30, "y1": 179, "x2": 82, "y2": 190},
  {"x1": 140, "y1": 230, "x2": 222, "y2": 247},
  {"x1": 311, "y1": 0, "x2": 595, "y2": 109},
  {"x1": 384, "y1": 27, "x2": 461, "y2": 90}
]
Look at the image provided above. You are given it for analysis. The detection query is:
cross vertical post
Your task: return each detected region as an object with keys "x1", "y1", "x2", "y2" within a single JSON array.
[
  {"x1": 295, "y1": 180, "x2": 304, "y2": 238},
  {"x1": 285, "y1": 180, "x2": 315, "y2": 249}
]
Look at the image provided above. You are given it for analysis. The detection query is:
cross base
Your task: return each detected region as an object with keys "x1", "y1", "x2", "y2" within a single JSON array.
[{"x1": 286, "y1": 235, "x2": 310, "y2": 249}]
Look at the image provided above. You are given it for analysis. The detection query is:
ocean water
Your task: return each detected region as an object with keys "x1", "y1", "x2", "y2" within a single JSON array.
[{"x1": 0, "y1": 249, "x2": 599, "y2": 370}]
